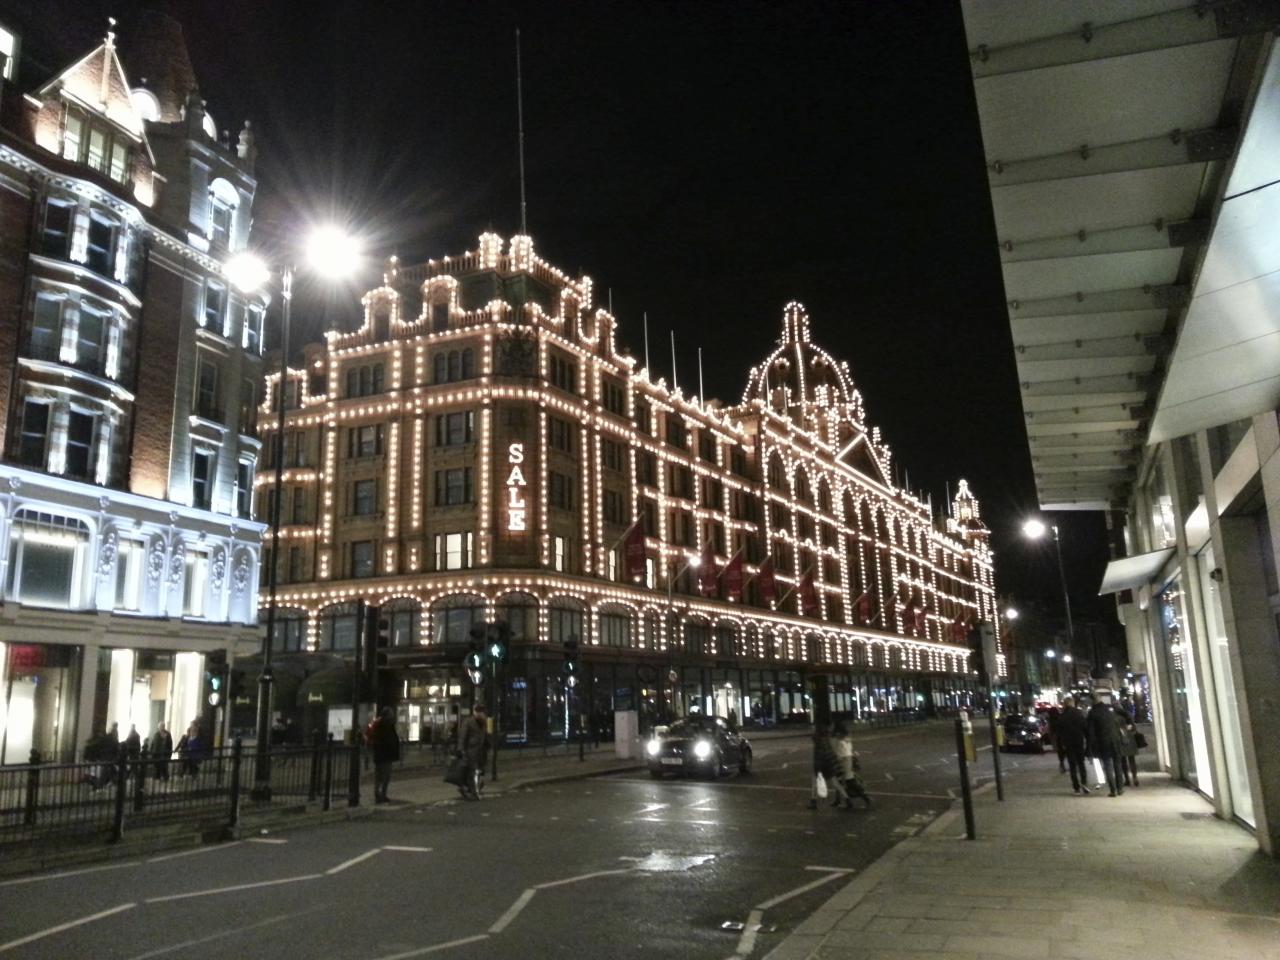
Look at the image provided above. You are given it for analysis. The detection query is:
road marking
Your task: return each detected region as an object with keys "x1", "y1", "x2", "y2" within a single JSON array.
[
  {"x1": 884, "y1": 772, "x2": 894, "y2": 781},
  {"x1": 374, "y1": 933, "x2": 490, "y2": 959},
  {"x1": 0, "y1": 902, "x2": 136, "y2": 953},
  {"x1": 146, "y1": 873, "x2": 323, "y2": 903},
  {"x1": 246, "y1": 837, "x2": 288, "y2": 844},
  {"x1": 947, "y1": 788, "x2": 957, "y2": 799},
  {"x1": 383, "y1": 845, "x2": 433, "y2": 853},
  {"x1": 327, "y1": 848, "x2": 382, "y2": 875},
  {"x1": 0, "y1": 860, "x2": 138, "y2": 887},
  {"x1": 638, "y1": 802, "x2": 668, "y2": 814},
  {"x1": 489, "y1": 889, "x2": 537, "y2": 933},
  {"x1": 733, "y1": 908, "x2": 764, "y2": 956},
  {"x1": 535, "y1": 868, "x2": 629, "y2": 890},
  {"x1": 121, "y1": 906, "x2": 326, "y2": 960},
  {"x1": 148, "y1": 841, "x2": 243, "y2": 863},
  {"x1": 914, "y1": 764, "x2": 925, "y2": 771},
  {"x1": 865, "y1": 790, "x2": 950, "y2": 800},
  {"x1": 804, "y1": 866, "x2": 853, "y2": 873},
  {"x1": 755, "y1": 870, "x2": 848, "y2": 910}
]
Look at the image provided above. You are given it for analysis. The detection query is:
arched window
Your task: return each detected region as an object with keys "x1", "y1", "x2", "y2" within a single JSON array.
[
  {"x1": 684, "y1": 618, "x2": 710, "y2": 656},
  {"x1": 318, "y1": 602, "x2": 360, "y2": 650},
  {"x1": 496, "y1": 592, "x2": 538, "y2": 643},
  {"x1": 382, "y1": 597, "x2": 422, "y2": 647},
  {"x1": 597, "y1": 604, "x2": 633, "y2": 648},
  {"x1": 207, "y1": 178, "x2": 239, "y2": 249},
  {"x1": 795, "y1": 469, "x2": 811, "y2": 503},
  {"x1": 641, "y1": 610, "x2": 660, "y2": 650},
  {"x1": 767, "y1": 454, "x2": 785, "y2": 490},
  {"x1": 461, "y1": 348, "x2": 475, "y2": 379},
  {"x1": 431, "y1": 594, "x2": 485, "y2": 644},
  {"x1": 817, "y1": 480, "x2": 832, "y2": 513},
  {"x1": 548, "y1": 598, "x2": 584, "y2": 645},
  {"x1": 270, "y1": 607, "x2": 307, "y2": 652},
  {"x1": 447, "y1": 351, "x2": 461, "y2": 381},
  {"x1": 714, "y1": 621, "x2": 738, "y2": 658}
]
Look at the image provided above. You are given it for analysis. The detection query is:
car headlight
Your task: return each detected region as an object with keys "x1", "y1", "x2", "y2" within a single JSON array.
[
  {"x1": 646, "y1": 740, "x2": 660, "y2": 757},
  {"x1": 693, "y1": 740, "x2": 712, "y2": 760}
]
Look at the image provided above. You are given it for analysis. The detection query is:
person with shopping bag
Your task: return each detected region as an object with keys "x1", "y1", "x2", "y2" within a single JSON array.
[
  {"x1": 832, "y1": 722, "x2": 871, "y2": 809},
  {"x1": 1057, "y1": 696, "x2": 1089, "y2": 794},
  {"x1": 808, "y1": 722, "x2": 837, "y2": 810},
  {"x1": 1086, "y1": 693, "x2": 1125, "y2": 797}
]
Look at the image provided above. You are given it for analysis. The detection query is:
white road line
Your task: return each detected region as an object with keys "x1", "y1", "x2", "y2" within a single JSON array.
[
  {"x1": 638, "y1": 802, "x2": 668, "y2": 814},
  {"x1": 0, "y1": 902, "x2": 136, "y2": 953},
  {"x1": 327, "y1": 848, "x2": 382, "y2": 875},
  {"x1": 535, "y1": 868, "x2": 628, "y2": 890},
  {"x1": 864, "y1": 790, "x2": 950, "y2": 800},
  {"x1": 489, "y1": 888, "x2": 536, "y2": 933},
  {"x1": 884, "y1": 772, "x2": 895, "y2": 781},
  {"x1": 246, "y1": 837, "x2": 288, "y2": 845},
  {"x1": 803, "y1": 866, "x2": 853, "y2": 873},
  {"x1": 733, "y1": 908, "x2": 764, "y2": 957},
  {"x1": 755, "y1": 870, "x2": 848, "y2": 910},
  {"x1": 148, "y1": 841, "x2": 243, "y2": 863},
  {"x1": 374, "y1": 933, "x2": 490, "y2": 960},
  {"x1": 914, "y1": 764, "x2": 925, "y2": 771},
  {"x1": 947, "y1": 788, "x2": 957, "y2": 799},
  {"x1": 0, "y1": 860, "x2": 138, "y2": 887},
  {"x1": 121, "y1": 906, "x2": 325, "y2": 960},
  {"x1": 146, "y1": 873, "x2": 323, "y2": 903},
  {"x1": 383, "y1": 845, "x2": 433, "y2": 853}
]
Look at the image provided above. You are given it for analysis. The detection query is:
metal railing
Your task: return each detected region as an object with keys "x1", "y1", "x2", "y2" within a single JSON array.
[{"x1": 0, "y1": 736, "x2": 358, "y2": 850}]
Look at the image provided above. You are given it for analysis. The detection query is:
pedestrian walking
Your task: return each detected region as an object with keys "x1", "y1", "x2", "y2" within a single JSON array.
[
  {"x1": 832, "y1": 722, "x2": 871, "y2": 809},
  {"x1": 458, "y1": 703, "x2": 490, "y2": 800},
  {"x1": 827, "y1": 722, "x2": 854, "y2": 809},
  {"x1": 1047, "y1": 705, "x2": 1066, "y2": 773},
  {"x1": 369, "y1": 706, "x2": 402, "y2": 803},
  {"x1": 1056, "y1": 696, "x2": 1089, "y2": 794},
  {"x1": 124, "y1": 724, "x2": 142, "y2": 761},
  {"x1": 150, "y1": 722, "x2": 173, "y2": 781},
  {"x1": 808, "y1": 722, "x2": 836, "y2": 810},
  {"x1": 1085, "y1": 694, "x2": 1125, "y2": 796},
  {"x1": 1114, "y1": 704, "x2": 1140, "y2": 787},
  {"x1": 177, "y1": 722, "x2": 205, "y2": 777}
]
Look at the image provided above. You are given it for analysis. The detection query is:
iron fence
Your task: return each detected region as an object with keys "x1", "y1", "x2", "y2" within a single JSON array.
[{"x1": 0, "y1": 737, "x2": 358, "y2": 850}]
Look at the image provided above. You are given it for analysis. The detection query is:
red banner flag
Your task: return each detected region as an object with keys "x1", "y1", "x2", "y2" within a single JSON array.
[
  {"x1": 623, "y1": 523, "x2": 647, "y2": 581},
  {"x1": 799, "y1": 568, "x2": 820, "y2": 616},
  {"x1": 697, "y1": 540, "x2": 718, "y2": 596},
  {"x1": 722, "y1": 551, "x2": 744, "y2": 602},
  {"x1": 756, "y1": 556, "x2": 778, "y2": 605}
]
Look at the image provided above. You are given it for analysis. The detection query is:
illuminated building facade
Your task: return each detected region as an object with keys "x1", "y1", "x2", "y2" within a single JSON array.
[
  {"x1": 258, "y1": 233, "x2": 999, "y2": 742},
  {"x1": 0, "y1": 16, "x2": 266, "y2": 763}
]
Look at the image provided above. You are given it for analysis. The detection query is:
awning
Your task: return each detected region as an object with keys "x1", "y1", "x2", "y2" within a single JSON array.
[{"x1": 1098, "y1": 549, "x2": 1174, "y2": 596}]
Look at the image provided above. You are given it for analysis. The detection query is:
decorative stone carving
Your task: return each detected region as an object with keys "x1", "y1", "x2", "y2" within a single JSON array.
[
  {"x1": 210, "y1": 547, "x2": 227, "y2": 591},
  {"x1": 168, "y1": 544, "x2": 185, "y2": 584},
  {"x1": 232, "y1": 552, "x2": 251, "y2": 597},
  {"x1": 146, "y1": 538, "x2": 166, "y2": 587},
  {"x1": 97, "y1": 530, "x2": 118, "y2": 581}
]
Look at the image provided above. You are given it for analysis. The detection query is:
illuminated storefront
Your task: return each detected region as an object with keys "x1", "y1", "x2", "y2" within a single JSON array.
[{"x1": 254, "y1": 233, "x2": 1000, "y2": 738}]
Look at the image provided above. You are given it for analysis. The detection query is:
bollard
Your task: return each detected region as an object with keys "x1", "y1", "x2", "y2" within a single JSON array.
[
  {"x1": 24, "y1": 749, "x2": 41, "y2": 826},
  {"x1": 954, "y1": 716, "x2": 976, "y2": 840}
]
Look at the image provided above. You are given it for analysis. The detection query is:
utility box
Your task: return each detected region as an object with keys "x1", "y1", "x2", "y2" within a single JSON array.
[{"x1": 614, "y1": 709, "x2": 639, "y2": 759}]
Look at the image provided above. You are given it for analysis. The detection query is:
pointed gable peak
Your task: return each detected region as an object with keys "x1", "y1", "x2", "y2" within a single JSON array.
[{"x1": 37, "y1": 17, "x2": 147, "y2": 141}]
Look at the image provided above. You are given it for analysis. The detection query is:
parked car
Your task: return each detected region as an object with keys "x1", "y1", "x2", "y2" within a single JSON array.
[
  {"x1": 1001, "y1": 714, "x2": 1045, "y2": 753},
  {"x1": 646, "y1": 715, "x2": 753, "y2": 778}
]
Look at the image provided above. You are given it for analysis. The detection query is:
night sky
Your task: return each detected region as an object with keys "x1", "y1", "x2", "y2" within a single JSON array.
[{"x1": 14, "y1": 0, "x2": 1119, "y2": 631}]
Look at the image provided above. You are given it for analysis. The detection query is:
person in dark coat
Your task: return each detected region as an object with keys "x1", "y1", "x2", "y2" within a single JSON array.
[
  {"x1": 150, "y1": 722, "x2": 174, "y2": 781},
  {"x1": 1086, "y1": 694, "x2": 1125, "y2": 796},
  {"x1": 458, "y1": 703, "x2": 490, "y2": 800},
  {"x1": 1114, "y1": 704, "x2": 1140, "y2": 786},
  {"x1": 1046, "y1": 705, "x2": 1066, "y2": 773},
  {"x1": 807, "y1": 723, "x2": 836, "y2": 810},
  {"x1": 369, "y1": 707, "x2": 402, "y2": 803},
  {"x1": 124, "y1": 724, "x2": 142, "y2": 761},
  {"x1": 1056, "y1": 696, "x2": 1089, "y2": 794}
]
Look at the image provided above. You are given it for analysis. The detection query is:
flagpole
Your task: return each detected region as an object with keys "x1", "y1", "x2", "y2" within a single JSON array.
[
  {"x1": 643, "y1": 312, "x2": 650, "y2": 372},
  {"x1": 698, "y1": 347, "x2": 705, "y2": 406},
  {"x1": 670, "y1": 329, "x2": 678, "y2": 392}
]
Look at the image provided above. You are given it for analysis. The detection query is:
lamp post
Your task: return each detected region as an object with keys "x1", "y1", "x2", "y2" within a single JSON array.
[
  {"x1": 1022, "y1": 518, "x2": 1078, "y2": 686},
  {"x1": 226, "y1": 226, "x2": 361, "y2": 801},
  {"x1": 665, "y1": 552, "x2": 699, "y2": 720}
]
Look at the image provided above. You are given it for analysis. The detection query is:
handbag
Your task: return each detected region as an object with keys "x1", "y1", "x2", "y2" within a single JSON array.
[
  {"x1": 443, "y1": 754, "x2": 467, "y2": 786},
  {"x1": 1134, "y1": 732, "x2": 1148, "y2": 749},
  {"x1": 815, "y1": 772, "x2": 829, "y2": 799}
]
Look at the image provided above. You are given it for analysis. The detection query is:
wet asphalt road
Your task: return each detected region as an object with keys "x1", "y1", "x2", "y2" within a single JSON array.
[{"x1": 0, "y1": 721, "x2": 1036, "y2": 959}]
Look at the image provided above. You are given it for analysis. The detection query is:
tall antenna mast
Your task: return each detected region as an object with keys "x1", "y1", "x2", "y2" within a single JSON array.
[
  {"x1": 670, "y1": 330, "x2": 679, "y2": 392},
  {"x1": 698, "y1": 347, "x2": 705, "y2": 406},
  {"x1": 643, "y1": 312, "x2": 651, "y2": 372},
  {"x1": 515, "y1": 28, "x2": 528, "y2": 235}
]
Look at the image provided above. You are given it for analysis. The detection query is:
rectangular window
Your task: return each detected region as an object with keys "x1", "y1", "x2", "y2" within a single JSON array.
[
  {"x1": 209, "y1": 200, "x2": 233, "y2": 248},
  {"x1": 549, "y1": 353, "x2": 577, "y2": 393},
  {"x1": 85, "y1": 214, "x2": 113, "y2": 276},
  {"x1": 699, "y1": 433, "x2": 717, "y2": 463},
  {"x1": 602, "y1": 438, "x2": 624, "y2": 471},
  {"x1": 240, "y1": 379, "x2": 257, "y2": 434},
  {"x1": 434, "y1": 468, "x2": 473, "y2": 506},
  {"x1": 548, "y1": 417, "x2": 574, "y2": 455},
  {"x1": 183, "y1": 549, "x2": 209, "y2": 617},
  {"x1": 243, "y1": 306, "x2": 263, "y2": 353},
  {"x1": 351, "y1": 541, "x2": 375, "y2": 577},
  {"x1": 288, "y1": 546, "x2": 305, "y2": 582},
  {"x1": 550, "y1": 471, "x2": 574, "y2": 511},
  {"x1": 434, "y1": 531, "x2": 473, "y2": 571},
  {"x1": 191, "y1": 450, "x2": 214, "y2": 508},
  {"x1": 637, "y1": 450, "x2": 657, "y2": 486},
  {"x1": 108, "y1": 140, "x2": 129, "y2": 184},
  {"x1": 203, "y1": 282, "x2": 226, "y2": 329},
  {"x1": 86, "y1": 127, "x2": 107, "y2": 173},
  {"x1": 62, "y1": 109, "x2": 84, "y2": 161},
  {"x1": 431, "y1": 302, "x2": 449, "y2": 331},
  {"x1": 602, "y1": 378, "x2": 626, "y2": 416},
  {"x1": 666, "y1": 415, "x2": 686, "y2": 448},
  {"x1": 18, "y1": 401, "x2": 50, "y2": 468},
  {"x1": 349, "y1": 424, "x2": 385, "y2": 458},
  {"x1": 64, "y1": 410, "x2": 94, "y2": 480},
  {"x1": 600, "y1": 613, "x2": 630, "y2": 647},
  {"x1": 196, "y1": 358, "x2": 220, "y2": 420},
  {"x1": 42, "y1": 200, "x2": 74, "y2": 258},
  {"x1": 603, "y1": 488, "x2": 625, "y2": 524},
  {"x1": 553, "y1": 535, "x2": 569, "y2": 572},
  {"x1": 236, "y1": 461, "x2": 254, "y2": 518},
  {"x1": 435, "y1": 411, "x2": 474, "y2": 447},
  {"x1": 353, "y1": 479, "x2": 378, "y2": 516},
  {"x1": 641, "y1": 497, "x2": 658, "y2": 536},
  {"x1": 75, "y1": 306, "x2": 106, "y2": 372},
  {"x1": 30, "y1": 294, "x2": 62, "y2": 361},
  {"x1": 114, "y1": 539, "x2": 142, "y2": 611},
  {"x1": 635, "y1": 400, "x2": 651, "y2": 435},
  {"x1": 291, "y1": 486, "x2": 308, "y2": 523}
]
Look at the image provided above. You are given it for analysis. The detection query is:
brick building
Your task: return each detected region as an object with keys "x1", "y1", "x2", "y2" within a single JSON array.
[
  {"x1": 255, "y1": 233, "x2": 999, "y2": 744},
  {"x1": 0, "y1": 14, "x2": 266, "y2": 763}
]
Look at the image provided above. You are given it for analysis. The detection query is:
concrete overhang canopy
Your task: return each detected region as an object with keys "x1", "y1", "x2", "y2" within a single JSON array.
[
  {"x1": 962, "y1": 0, "x2": 1280, "y2": 510},
  {"x1": 1099, "y1": 548, "x2": 1175, "y2": 595}
]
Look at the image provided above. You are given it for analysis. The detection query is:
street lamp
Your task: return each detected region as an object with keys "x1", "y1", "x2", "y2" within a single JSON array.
[
  {"x1": 1004, "y1": 607, "x2": 1019, "y2": 621},
  {"x1": 228, "y1": 226, "x2": 362, "y2": 800},
  {"x1": 1022, "y1": 517, "x2": 1078, "y2": 682},
  {"x1": 665, "y1": 552, "x2": 699, "y2": 720}
]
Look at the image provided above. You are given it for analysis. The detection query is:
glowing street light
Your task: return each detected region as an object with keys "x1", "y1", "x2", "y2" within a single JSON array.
[
  {"x1": 1045, "y1": 649, "x2": 1056, "y2": 659},
  {"x1": 228, "y1": 225, "x2": 362, "y2": 801},
  {"x1": 1004, "y1": 607, "x2": 1019, "y2": 621},
  {"x1": 1022, "y1": 516, "x2": 1078, "y2": 682},
  {"x1": 1022, "y1": 518, "x2": 1048, "y2": 540}
]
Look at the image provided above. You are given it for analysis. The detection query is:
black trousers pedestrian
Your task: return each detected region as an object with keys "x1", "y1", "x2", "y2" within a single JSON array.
[
  {"x1": 1055, "y1": 737, "x2": 1066, "y2": 772},
  {"x1": 1099, "y1": 750, "x2": 1124, "y2": 795},
  {"x1": 1065, "y1": 746, "x2": 1087, "y2": 791},
  {"x1": 374, "y1": 761, "x2": 393, "y2": 801}
]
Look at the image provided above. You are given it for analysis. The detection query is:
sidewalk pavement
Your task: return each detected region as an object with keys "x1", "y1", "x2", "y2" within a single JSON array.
[{"x1": 765, "y1": 756, "x2": 1280, "y2": 960}]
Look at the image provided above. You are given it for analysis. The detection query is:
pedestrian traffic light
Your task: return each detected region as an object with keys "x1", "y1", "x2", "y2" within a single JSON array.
[
  {"x1": 486, "y1": 621, "x2": 508, "y2": 663},
  {"x1": 375, "y1": 613, "x2": 392, "y2": 668},
  {"x1": 464, "y1": 650, "x2": 485, "y2": 686},
  {"x1": 229, "y1": 668, "x2": 248, "y2": 703},
  {"x1": 562, "y1": 637, "x2": 579, "y2": 688}
]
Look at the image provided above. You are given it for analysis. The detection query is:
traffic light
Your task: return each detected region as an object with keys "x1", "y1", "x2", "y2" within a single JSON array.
[
  {"x1": 204, "y1": 651, "x2": 227, "y2": 707},
  {"x1": 486, "y1": 620, "x2": 509, "y2": 664},
  {"x1": 562, "y1": 637, "x2": 579, "y2": 688},
  {"x1": 375, "y1": 613, "x2": 392, "y2": 669},
  {"x1": 229, "y1": 668, "x2": 248, "y2": 704}
]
